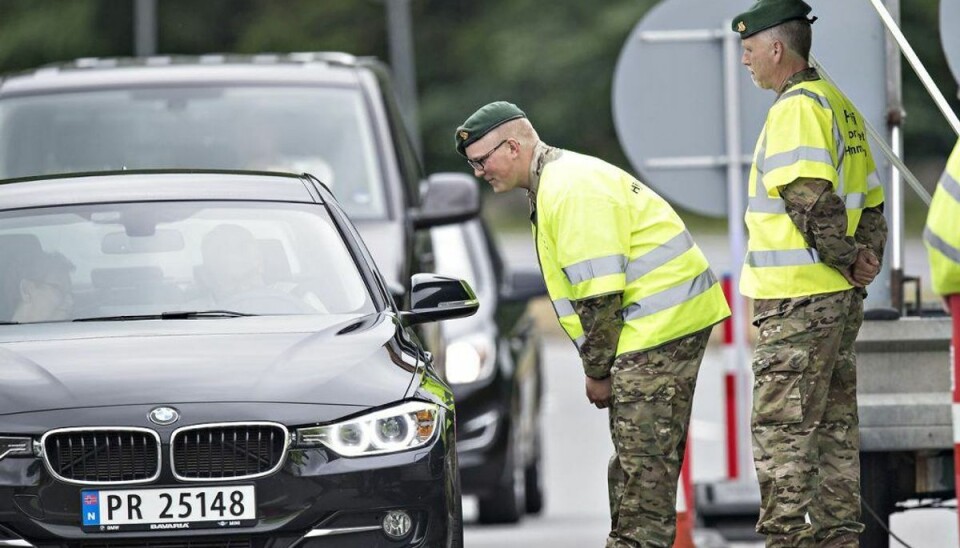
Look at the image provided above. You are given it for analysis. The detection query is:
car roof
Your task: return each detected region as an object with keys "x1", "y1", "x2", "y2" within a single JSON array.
[
  {"x1": 0, "y1": 53, "x2": 373, "y2": 97},
  {"x1": 0, "y1": 170, "x2": 321, "y2": 210}
]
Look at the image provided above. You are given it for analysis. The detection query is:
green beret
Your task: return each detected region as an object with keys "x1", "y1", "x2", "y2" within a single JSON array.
[
  {"x1": 732, "y1": 0, "x2": 817, "y2": 39},
  {"x1": 455, "y1": 101, "x2": 526, "y2": 157}
]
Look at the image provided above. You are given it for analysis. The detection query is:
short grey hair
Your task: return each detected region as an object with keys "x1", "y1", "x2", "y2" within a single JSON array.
[
  {"x1": 768, "y1": 20, "x2": 812, "y2": 62},
  {"x1": 493, "y1": 117, "x2": 539, "y2": 148}
]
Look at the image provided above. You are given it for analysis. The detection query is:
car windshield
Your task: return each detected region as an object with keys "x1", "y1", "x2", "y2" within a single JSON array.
[
  {"x1": 0, "y1": 86, "x2": 386, "y2": 219},
  {"x1": 0, "y1": 201, "x2": 375, "y2": 323}
]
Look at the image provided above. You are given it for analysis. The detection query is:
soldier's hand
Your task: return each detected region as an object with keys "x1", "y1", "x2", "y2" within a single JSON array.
[
  {"x1": 851, "y1": 248, "x2": 880, "y2": 286},
  {"x1": 585, "y1": 375, "x2": 612, "y2": 409},
  {"x1": 840, "y1": 266, "x2": 864, "y2": 288}
]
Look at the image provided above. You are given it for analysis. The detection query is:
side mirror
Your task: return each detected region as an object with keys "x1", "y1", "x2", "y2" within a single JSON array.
[
  {"x1": 412, "y1": 173, "x2": 480, "y2": 229},
  {"x1": 501, "y1": 269, "x2": 547, "y2": 303},
  {"x1": 400, "y1": 273, "x2": 479, "y2": 325}
]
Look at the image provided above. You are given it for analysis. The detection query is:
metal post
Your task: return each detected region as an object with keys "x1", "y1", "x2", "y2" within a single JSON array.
[
  {"x1": 883, "y1": 0, "x2": 902, "y2": 312},
  {"x1": 722, "y1": 24, "x2": 753, "y2": 483},
  {"x1": 134, "y1": 0, "x2": 157, "y2": 57},
  {"x1": 384, "y1": 0, "x2": 421, "y2": 156},
  {"x1": 951, "y1": 294, "x2": 960, "y2": 539},
  {"x1": 867, "y1": 0, "x2": 960, "y2": 137}
]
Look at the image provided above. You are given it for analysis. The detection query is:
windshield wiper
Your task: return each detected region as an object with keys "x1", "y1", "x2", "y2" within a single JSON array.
[
  {"x1": 73, "y1": 310, "x2": 253, "y2": 322},
  {"x1": 0, "y1": 321, "x2": 20, "y2": 325}
]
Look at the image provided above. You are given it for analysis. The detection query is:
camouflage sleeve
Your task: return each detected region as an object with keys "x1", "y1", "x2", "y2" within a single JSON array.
[
  {"x1": 572, "y1": 293, "x2": 623, "y2": 379},
  {"x1": 854, "y1": 205, "x2": 888, "y2": 266},
  {"x1": 780, "y1": 178, "x2": 858, "y2": 271}
]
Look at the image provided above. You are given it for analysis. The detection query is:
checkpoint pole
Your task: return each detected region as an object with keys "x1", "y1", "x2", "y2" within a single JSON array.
[
  {"x1": 673, "y1": 432, "x2": 695, "y2": 548},
  {"x1": 951, "y1": 294, "x2": 960, "y2": 537},
  {"x1": 720, "y1": 275, "x2": 740, "y2": 479}
]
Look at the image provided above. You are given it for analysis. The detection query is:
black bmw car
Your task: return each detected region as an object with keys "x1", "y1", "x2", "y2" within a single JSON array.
[{"x1": 0, "y1": 170, "x2": 478, "y2": 547}]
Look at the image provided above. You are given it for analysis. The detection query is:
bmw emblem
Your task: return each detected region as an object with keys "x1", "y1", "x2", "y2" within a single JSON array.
[{"x1": 148, "y1": 406, "x2": 180, "y2": 426}]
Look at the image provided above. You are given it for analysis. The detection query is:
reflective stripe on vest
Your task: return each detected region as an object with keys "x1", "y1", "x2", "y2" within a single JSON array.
[
  {"x1": 924, "y1": 227, "x2": 960, "y2": 264},
  {"x1": 942, "y1": 171, "x2": 960, "y2": 203},
  {"x1": 552, "y1": 298, "x2": 584, "y2": 350},
  {"x1": 563, "y1": 254, "x2": 627, "y2": 285},
  {"x1": 745, "y1": 248, "x2": 820, "y2": 267},
  {"x1": 553, "y1": 297, "x2": 575, "y2": 317},
  {"x1": 780, "y1": 88, "x2": 830, "y2": 108},
  {"x1": 562, "y1": 232, "x2": 698, "y2": 286},
  {"x1": 622, "y1": 269, "x2": 718, "y2": 321},
  {"x1": 763, "y1": 146, "x2": 834, "y2": 173},
  {"x1": 626, "y1": 232, "x2": 695, "y2": 283},
  {"x1": 867, "y1": 170, "x2": 882, "y2": 192}
]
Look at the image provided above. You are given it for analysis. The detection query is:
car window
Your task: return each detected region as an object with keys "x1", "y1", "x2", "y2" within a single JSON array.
[
  {"x1": 431, "y1": 222, "x2": 489, "y2": 298},
  {"x1": 0, "y1": 201, "x2": 374, "y2": 322},
  {"x1": 0, "y1": 86, "x2": 386, "y2": 219}
]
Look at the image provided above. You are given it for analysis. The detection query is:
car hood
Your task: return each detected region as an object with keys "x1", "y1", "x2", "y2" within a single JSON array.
[{"x1": 0, "y1": 313, "x2": 421, "y2": 415}]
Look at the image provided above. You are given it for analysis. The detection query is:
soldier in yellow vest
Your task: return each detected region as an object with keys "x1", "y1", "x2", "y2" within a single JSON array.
[
  {"x1": 733, "y1": 1, "x2": 888, "y2": 546},
  {"x1": 924, "y1": 139, "x2": 960, "y2": 307},
  {"x1": 454, "y1": 102, "x2": 731, "y2": 547}
]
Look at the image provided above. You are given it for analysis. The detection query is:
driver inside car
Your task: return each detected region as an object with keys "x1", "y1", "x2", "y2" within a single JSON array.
[
  {"x1": 197, "y1": 224, "x2": 326, "y2": 314},
  {"x1": 3, "y1": 249, "x2": 75, "y2": 323}
]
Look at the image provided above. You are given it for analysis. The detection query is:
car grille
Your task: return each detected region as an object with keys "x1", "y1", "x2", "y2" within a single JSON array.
[
  {"x1": 172, "y1": 423, "x2": 287, "y2": 481},
  {"x1": 43, "y1": 428, "x2": 160, "y2": 484},
  {"x1": 79, "y1": 538, "x2": 252, "y2": 548}
]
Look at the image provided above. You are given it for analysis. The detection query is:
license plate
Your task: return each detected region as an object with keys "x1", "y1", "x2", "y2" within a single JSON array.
[{"x1": 81, "y1": 485, "x2": 256, "y2": 533}]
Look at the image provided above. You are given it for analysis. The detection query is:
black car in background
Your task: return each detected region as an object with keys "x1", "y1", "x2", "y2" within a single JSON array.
[
  {"x1": 0, "y1": 52, "x2": 475, "y2": 307},
  {"x1": 431, "y1": 219, "x2": 547, "y2": 524},
  {"x1": 0, "y1": 170, "x2": 477, "y2": 547}
]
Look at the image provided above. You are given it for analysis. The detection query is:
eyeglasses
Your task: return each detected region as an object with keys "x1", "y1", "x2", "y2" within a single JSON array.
[{"x1": 466, "y1": 139, "x2": 509, "y2": 171}]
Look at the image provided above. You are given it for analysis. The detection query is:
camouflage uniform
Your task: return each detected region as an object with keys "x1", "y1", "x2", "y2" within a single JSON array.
[
  {"x1": 528, "y1": 141, "x2": 716, "y2": 547},
  {"x1": 572, "y1": 295, "x2": 711, "y2": 548},
  {"x1": 750, "y1": 70, "x2": 888, "y2": 548}
]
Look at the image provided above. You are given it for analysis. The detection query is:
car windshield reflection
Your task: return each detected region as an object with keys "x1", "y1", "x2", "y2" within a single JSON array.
[
  {"x1": 0, "y1": 201, "x2": 374, "y2": 323},
  {"x1": 0, "y1": 86, "x2": 386, "y2": 220}
]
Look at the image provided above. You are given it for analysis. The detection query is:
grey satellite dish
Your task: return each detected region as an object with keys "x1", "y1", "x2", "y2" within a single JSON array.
[
  {"x1": 613, "y1": 0, "x2": 889, "y2": 217},
  {"x1": 942, "y1": 0, "x2": 960, "y2": 87}
]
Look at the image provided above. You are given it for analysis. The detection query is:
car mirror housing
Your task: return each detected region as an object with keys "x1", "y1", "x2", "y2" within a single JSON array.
[
  {"x1": 412, "y1": 173, "x2": 480, "y2": 229},
  {"x1": 501, "y1": 269, "x2": 548, "y2": 303},
  {"x1": 400, "y1": 274, "x2": 479, "y2": 325}
]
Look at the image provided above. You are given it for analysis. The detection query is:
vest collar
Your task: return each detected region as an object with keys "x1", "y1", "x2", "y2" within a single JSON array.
[
  {"x1": 526, "y1": 141, "x2": 561, "y2": 202},
  {"x1": 777, "y1": 67, "x2": 820, "y2": 98}
]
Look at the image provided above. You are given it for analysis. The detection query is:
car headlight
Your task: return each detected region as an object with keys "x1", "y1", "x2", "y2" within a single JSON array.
[
  {"x1": 0, "y1": 436, "x2": 36, "y2": 460},
  {"x1": 296, "y1": 401, "x2": 441, "y2": 457},
  {"x1": 444, "y1": 333, "x2": 495, "y2": 384}
]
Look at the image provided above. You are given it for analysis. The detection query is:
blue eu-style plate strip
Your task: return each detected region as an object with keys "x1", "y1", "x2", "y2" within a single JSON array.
[{"x1": 81, "y1": 490, "x2": 100, "y2": 526}]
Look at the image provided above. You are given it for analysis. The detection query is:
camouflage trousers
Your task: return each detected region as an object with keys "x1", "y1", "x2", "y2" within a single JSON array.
[
  {"x1": 606, "y1": 327, "x2": 711, "y2": 548},
  {"x1": 752, "y1": 289, "x2": 864, "y2": 548}
]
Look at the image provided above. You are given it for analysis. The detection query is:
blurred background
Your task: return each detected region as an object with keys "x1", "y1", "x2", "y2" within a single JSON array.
[
  {"x1": 0, "y1": 0, "x2": 955, "y2": 232},
  {"x1": 2, "y1": 2, "x2": 958, "y2": 546}
]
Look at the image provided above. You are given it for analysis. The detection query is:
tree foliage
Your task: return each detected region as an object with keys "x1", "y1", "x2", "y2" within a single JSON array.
[{"x1": 0, "y1": 0, "x2": 954, "y2": 179}]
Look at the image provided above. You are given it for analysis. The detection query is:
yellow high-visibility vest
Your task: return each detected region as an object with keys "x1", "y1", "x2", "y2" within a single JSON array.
[
  {"x1": 534, "y1": 151, "x2": 730, "y2": 355},
  {"x1": 924, "y1": 140, "x2": 960, "y2": 295},
  {"x1": 740, "y1": 77, "x2": 884, "y2": 299}
]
